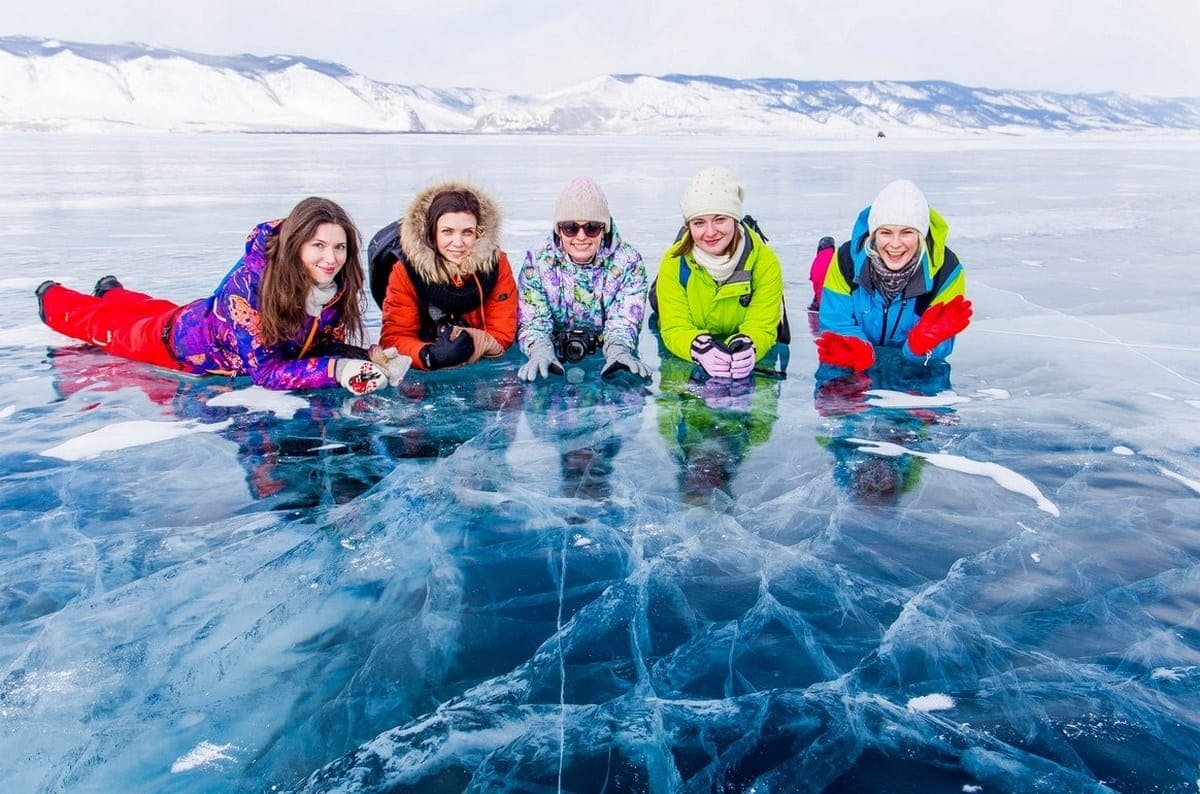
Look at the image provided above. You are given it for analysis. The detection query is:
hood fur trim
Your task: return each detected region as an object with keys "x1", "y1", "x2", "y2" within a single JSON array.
[{"x1": 399, "y1": 181, "x2": 502, "y2": 285}]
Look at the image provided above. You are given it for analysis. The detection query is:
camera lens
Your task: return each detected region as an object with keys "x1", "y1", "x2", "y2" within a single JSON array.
[{"x1": 563, "y1": 339, "x2": 587, "y2": 362}]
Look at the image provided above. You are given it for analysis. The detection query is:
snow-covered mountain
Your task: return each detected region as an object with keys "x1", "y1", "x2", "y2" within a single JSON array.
[{"x1": 4, "y1": 36, "x2": 1198, "y2": 135}]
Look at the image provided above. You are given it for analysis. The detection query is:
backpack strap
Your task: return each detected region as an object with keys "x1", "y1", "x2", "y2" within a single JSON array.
[{"x1": 913, "y1": 248, "x2": 960, "y2": 315}]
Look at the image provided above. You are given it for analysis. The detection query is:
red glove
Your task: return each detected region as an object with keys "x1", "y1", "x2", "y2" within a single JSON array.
[
  {"x1": 815, "y1": 332, "x2": 875, "y2": 372},
  {"x1": 908, "y1": 296, "x2": 973, "y2": 356}
]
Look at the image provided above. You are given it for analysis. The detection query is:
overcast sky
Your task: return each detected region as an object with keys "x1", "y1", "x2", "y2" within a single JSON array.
[{"x1": 8, "y1": 0, "x2": 1199, "y2": 97}]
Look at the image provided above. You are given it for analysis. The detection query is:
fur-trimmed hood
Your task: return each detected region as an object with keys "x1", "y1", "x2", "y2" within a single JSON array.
[{"x1": 399, "y1": 180, "x2": 503, "y2": 285}]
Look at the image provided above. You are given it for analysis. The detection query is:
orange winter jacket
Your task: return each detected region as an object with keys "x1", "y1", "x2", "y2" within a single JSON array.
[{"x1": 380, "y1": 252, "x2": 518, "y2": 368}]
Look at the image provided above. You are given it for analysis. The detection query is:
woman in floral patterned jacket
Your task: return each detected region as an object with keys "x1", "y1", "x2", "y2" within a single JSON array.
[
  {"x1": 517, "y1": 177, "x2": 649, "y2": 381},
  {"x1": 35, "y1": 197, "x2": 405, "y2": 395}
]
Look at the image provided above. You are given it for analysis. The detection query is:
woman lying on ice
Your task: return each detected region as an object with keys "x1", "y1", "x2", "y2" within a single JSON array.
[
  {"x1": 816, "y1": 179, "x2": 972, "y2": 371},
  {"x1": 368, "y1": 182, "x2": 518, "y2": 372},
  {"x1": 516, "y1": 176, "x2": 650, "y2": 381},
  {"x1": 35, "y1": 196, "x2": 407, "y2": 395},
  {"x1": 654, "y1": 167, "x2": 786, "y2": 381}
]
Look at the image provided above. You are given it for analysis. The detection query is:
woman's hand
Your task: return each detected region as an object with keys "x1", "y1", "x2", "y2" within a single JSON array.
[
  {"x1": 368, "y1": 345, "x2": 412, "y2": 385},
  {"x1": 336, "y1": 358, "x2": 388, "y2": 394},
  {"x1": 725, "y1": 334, "x2": 756, "y2": 379},
  {"x1": 690, "y1": 334, "x2": 733, "y2": 378},
  {"x1": 420, "y1": 324, "x2": 474, "y2": 370},
  {"x1": 908, "y1": 296, "x2": 973, "y2": 356},
  {"x1": 815, "y1": 332, "x2": 875, "y2": 372}
]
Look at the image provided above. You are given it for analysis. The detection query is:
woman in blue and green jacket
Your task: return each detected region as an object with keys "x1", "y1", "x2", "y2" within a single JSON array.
[
  {"x1": 656, "y1": 167, "x2": 784, "y2": 380},
  {"x1": 816, "y1": 179, "x2": 972, "y2": 371}
]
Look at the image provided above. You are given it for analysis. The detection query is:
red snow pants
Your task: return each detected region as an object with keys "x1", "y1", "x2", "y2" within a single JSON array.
[{"x1": 40, "y1": 284, "x2": 187, "y2": 371}]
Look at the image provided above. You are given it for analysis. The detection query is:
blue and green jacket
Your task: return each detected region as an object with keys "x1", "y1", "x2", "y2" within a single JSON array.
[{"x1": 818, "y1": 205, "x2": 966, "y2": 362}]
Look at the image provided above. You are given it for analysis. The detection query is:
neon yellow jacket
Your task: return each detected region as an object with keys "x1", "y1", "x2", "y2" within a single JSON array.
[{"x1": 655, "y1": 223, "x2": 783, "y2": 364}]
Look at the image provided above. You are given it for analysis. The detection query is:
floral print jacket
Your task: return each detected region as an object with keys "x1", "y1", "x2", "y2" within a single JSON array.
[{"x1": 517, "y1": 224, "x2": 647, "y2": 354}]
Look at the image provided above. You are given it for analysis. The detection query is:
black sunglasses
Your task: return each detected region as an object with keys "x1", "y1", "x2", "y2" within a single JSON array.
[{"x1": 557, "y1": 221, "x2": 605, "y2": 238}]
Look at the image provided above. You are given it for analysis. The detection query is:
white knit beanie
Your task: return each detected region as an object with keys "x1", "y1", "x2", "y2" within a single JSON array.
[
  {"x1": 867, "y1": 179, "x2": 929, "y2": 238},
  {"x1": 554, "y1": 177, "x2": 611, "y2": 230},
  {"x1": 680, "y1": 167, "x2": 744, "y2": 222}
]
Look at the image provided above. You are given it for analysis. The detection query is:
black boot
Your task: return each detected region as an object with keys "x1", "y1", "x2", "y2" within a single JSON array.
[
  {"x1": 817, "y1": 236, "x2": 835, "y2": 252},
  {"x1": 35, "y1": 280, "x2": 58, "y2": 323},
  {"x1": 93, "y1": 275, "x2": 123, "y2": 297}
]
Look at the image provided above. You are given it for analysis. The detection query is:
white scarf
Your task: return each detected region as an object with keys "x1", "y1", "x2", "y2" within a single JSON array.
[
  {"x1": 305, "y1": 282, "x2": 337, "y2": 317},
  {"x1": 691, "y1": 235, "x2": 746, "y2": 284}
]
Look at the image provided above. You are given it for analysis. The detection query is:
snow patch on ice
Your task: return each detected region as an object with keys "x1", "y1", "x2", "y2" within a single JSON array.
[
  {"x1": 864, "y1": 389, "x2": 970, "y2": 409},
  {"x1": 963, "y1": 786, "x2": 983, "y2": 793},
  {"x1": 1159, "y1": 467, "x2": 1200, "y2": 495},
  {"x1": 171, "y1": 741, "x2": 239, "y2": 773},
  {"x1": 907, "y1": 693, "x2": 955, "y2": 712},
  {"x1": 1021, "y1": 260, "x2": 1044, "y2": 267},
  {"x1": 573, "y1": 536, "x2": 593, "y2": 547},
  {"x1": 848, "y1": 438, "x2": 1060, "y2": 516},
  {"x1": 1147, "y1": 392, "x2": 1174, "y2": 401},
  {"x1": 0, "y1": 405, "x2": 14, "y2": 419},
  {"x1": 41, "y1": 419, "x2": 231, "y2": 461},
  {"x1": 1113, "y1": 446, "x2": 1135, "y2": 455},
  {"x1": 1030, "y1": 553, "x2": 1042, "y2": 563},
  {"x1": 1186, "y1": 400, "x2": 1200, "y2": 411},
  {"x1": 206, "y1": 386, "x2": 309, "y2": 420},
  {"x1": 1150, "y1": 667, "x2": 1190, "y2": 682},
  {"x1": 974, "y1": 388, "x2": 1010, "y2": 399}
]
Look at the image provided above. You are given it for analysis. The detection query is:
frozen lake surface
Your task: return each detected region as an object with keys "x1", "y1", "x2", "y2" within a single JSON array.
[{"x1": 1, "y1": 133, "x2": 1198, "y2": 792}]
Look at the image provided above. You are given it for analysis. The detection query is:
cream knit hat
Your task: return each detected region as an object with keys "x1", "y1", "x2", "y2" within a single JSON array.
[
  {"x1": 867, "y1": 179, "x2": 930, "y2": 238},
  {"x1": 554, "y1": 177, "x2": 611, "y2": 230},
  {"x1": 680, "y1": 167, "x2": 744, "y2": 221}
]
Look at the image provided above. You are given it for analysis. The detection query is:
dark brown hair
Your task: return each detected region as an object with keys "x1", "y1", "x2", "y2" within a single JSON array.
[
  {"x1": 259, "y1": 196, "x2": 365, "y2": 346},
  {"x1": 424, "y1": 189, "x2": 482, "y2": 268}
]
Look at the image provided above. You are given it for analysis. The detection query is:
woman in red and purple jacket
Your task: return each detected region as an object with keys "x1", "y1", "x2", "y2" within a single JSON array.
[{"x1": 35, "y1": 196, "x2": 405, "y2": 394}]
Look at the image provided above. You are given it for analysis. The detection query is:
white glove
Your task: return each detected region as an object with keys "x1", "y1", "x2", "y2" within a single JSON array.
[
  {"x1": 336, "y1": 358, "x2": 387, "y2": 395},
  {"x1": 601, "y1": 340, "x2": 650, "y2": 379},
  {"x1": 517, "y1": 339, "x2": 564, "y2": 381},
  {"x1": 368, "y1": 344, "x2": 412, "y2": 386}
]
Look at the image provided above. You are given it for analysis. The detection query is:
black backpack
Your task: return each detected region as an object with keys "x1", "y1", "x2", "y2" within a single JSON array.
[{"x1": 366, "y1": 221, "x2": 402, "y2": 310}]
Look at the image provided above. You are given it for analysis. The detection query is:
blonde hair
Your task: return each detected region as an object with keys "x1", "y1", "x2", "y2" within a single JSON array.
[
  {"x1": 670, "y1": 220, "x2": 742, "y2": 258},
  {"x1": 862, "y1": 229, "x2": 926, "y2": 268}
]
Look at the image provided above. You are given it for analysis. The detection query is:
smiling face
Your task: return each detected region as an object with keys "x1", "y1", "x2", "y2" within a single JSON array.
[
  {"x1": 435, "y1": 211, "x2": 479, "y2": 266},
  {"x1": 300, "y1": 223, "x2": 349, "y2": 286},
  {"x1": 872, "y1": 224, "x2": 922, "y2": 271},
  {"x1": 688, "y1": 214, "x2": 737, "y2": 257},
  {"x1": 557, "y1": 220, "x2": 605, "y2": 263}
]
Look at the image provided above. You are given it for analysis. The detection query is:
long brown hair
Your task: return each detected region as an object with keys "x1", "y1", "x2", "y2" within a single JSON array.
[
  {"x1": 259, "y1": 196, "x2": 365, "y2": 346},
  {"x1": 424, "y1": 189, "x2": 483, "y2": 270}
]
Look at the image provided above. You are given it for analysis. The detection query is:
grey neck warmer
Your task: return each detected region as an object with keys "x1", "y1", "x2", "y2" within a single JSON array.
[{"x1": 869, "y1": 254, "x2": 920, "y2": 299}]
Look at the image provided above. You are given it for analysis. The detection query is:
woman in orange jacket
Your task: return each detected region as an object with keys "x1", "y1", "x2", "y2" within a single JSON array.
[{"x1": 368, "y1": 182, "x2": 517, "y2": 371}]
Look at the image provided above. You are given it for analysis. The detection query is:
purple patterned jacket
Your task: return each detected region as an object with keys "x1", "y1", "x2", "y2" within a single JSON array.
[{"x1": 168, "y1": 220, "x2": 346, "y2": 390}]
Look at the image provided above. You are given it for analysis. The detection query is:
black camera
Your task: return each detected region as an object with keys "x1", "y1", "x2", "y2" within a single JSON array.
[{"x1": 553, "y1": 329, "x2": 600, "y2": 363}]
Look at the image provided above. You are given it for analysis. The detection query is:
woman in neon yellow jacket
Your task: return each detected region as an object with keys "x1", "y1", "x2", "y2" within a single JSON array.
[{"x1": 655, "y1": 167, "x2": 784, "y2": 380}]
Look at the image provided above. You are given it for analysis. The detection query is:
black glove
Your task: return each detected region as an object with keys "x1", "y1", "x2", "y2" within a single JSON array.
[{"x1": 419, "y1": 324, "x2": 474, "y2": 370}]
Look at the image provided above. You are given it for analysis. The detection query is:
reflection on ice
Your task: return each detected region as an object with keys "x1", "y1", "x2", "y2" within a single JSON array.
[{"x1": 845, "y1": 437, "x2": 1061, "y2": 516}]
